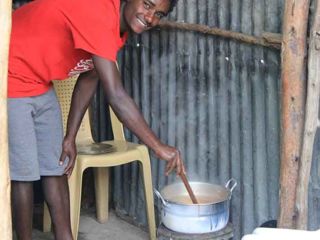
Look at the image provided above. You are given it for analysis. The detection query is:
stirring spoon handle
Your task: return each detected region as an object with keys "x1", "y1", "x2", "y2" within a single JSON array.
[{"x1": 180, "y1": 172, "x2": 198, "y2": 204}]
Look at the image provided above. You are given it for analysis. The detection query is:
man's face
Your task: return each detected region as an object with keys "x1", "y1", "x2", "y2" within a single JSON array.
[{"x1": 123, "y1": 0, "x2": 170, "y2": 34}]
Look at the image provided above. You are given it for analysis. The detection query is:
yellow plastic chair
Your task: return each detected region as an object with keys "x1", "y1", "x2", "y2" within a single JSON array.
[{"x1": 43, "y1": 76, "x2": 156, "y2": 240}]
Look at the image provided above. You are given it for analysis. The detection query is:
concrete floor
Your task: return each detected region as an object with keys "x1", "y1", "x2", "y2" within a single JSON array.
[{"x1": 17, "y1": 210, "x2": 148, "y2": 240}]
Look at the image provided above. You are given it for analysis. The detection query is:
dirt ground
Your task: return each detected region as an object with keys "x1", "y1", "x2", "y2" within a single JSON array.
[{"x1": 13, "y1": 209, "x2": 148, "y2": 240}]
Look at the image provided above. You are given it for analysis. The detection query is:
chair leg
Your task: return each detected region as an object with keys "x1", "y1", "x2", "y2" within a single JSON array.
[
  {"x1": 68, "y1": 163, "x2": 83, "y2": 240},
  {"x1": 42, "y1": 202, "x2": 51, "y2": 232},
  {"x1": 139, "y1": 148, "x2": 157, "y2": 240},
  {"x1": 94, "y1": 167, "x2": 109, "y2": 223}
]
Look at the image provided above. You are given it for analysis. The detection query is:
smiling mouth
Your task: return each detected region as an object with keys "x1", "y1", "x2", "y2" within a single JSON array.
[{"x1": 136, "y1": 17, "x2": 149, "y2": 28}]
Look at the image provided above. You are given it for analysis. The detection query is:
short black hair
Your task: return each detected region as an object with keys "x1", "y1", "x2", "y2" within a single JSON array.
[{"x1": 168, "y1": 0, "x2": 178, "y2": 13}]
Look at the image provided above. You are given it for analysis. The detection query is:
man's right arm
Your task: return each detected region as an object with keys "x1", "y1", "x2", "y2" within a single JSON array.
[{"x1": 92, "y1": 55, "x2": 185, "y2": 176}]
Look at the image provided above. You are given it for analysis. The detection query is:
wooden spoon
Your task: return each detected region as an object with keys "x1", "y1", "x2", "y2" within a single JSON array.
[{"x1": 179, "y1": 172, "x2": 198, "y2": 204}]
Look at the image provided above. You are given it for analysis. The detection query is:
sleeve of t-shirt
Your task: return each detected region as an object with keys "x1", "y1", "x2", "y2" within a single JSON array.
[{"x1": 60, "y1": 0, "x2": 120, "y2": 61}]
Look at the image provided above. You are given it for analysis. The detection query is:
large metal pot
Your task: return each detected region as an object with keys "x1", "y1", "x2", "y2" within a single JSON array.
[{"x1": 154, "y1": 179, "x2": 237, "y2": 234}]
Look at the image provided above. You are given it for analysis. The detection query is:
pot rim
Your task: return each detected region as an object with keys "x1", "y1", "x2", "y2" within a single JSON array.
[
  {"x1": 163, "y1": 197, "x2": 229, "y2": 206},
  {"x1": 158, "y1": 179, "x2": 237, "y2": 206}
]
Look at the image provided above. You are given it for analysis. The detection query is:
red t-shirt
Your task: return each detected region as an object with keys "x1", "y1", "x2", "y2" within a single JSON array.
[{"x1": 8, "y1": 0, "x2": 127, "y2": 97}]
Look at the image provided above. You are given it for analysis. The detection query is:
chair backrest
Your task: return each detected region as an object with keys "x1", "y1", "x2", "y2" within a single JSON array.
[{"x1": 53, "y1": 76, "x2": 125, "y2": 143}]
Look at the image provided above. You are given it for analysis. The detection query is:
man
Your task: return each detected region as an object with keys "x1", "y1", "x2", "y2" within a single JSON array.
[{"x1": 8, "y1": 0, "x2": 184, "y2": 239}]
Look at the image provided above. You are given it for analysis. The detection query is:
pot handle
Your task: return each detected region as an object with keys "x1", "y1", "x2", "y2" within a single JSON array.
[
  {"x1": 154, "y1": 189, "x2": 168, "y2": 206},
  {"x1": 225, "y1": 178, "x2": 237, "y2": 196}
]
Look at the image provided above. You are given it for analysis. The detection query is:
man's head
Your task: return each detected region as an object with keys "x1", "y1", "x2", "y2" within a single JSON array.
[{"x1": 121, "y1": 0, "x2": 178, "y2": 34}]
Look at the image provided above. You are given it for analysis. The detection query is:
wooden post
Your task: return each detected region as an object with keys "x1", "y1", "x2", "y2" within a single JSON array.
[
  {"x1": 0, "y1": 0, "x2": 12, "y2": 239},
  {"x1": 295, "y1": 0, "x2": 320, "y2": 229},
  {"x1": 278, "y1": 0, "x2": 310, "y2": 228}
]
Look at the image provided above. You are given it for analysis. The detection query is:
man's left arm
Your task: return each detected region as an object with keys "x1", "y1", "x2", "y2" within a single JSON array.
[{"x1": 60, "y1": 70, "x2": 99, "y2": 176}]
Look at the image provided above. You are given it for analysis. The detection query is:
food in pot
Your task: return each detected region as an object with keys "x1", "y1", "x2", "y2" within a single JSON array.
[{"x1": 166, "y1": 194, "x2": 226, "y2": 205}]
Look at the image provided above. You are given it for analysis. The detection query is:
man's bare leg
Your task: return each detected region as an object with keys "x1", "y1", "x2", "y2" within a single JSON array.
[
  {"x1": 42, "y1": 175, "x2": 73, "y2": 240},
  {"x1": 11, "y1": 181, "x2": 33, "y2": 240}
]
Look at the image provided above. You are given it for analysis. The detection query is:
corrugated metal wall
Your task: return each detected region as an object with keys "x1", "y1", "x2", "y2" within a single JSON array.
[
  {"x1": 309, "y1": 131, "x2": 320, "y2": 230},
  {"x1": 91, "y1": 0, "x2": 320, "y2": 239}
]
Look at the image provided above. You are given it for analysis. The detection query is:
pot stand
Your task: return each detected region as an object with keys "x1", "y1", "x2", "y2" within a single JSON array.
[{"x1": 157, "y1": 223, "x2": 233, "y2": 240}]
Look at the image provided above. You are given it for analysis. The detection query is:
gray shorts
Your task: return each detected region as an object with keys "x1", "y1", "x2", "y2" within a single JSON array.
[{"x1": 8, "y1": 88, "x2": 67, "y2": 181}]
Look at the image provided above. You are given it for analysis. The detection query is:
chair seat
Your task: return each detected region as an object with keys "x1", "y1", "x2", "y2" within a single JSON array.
[
  {"x1": 67, "y1": 139, "x2": 155, "y2": 240},
  {"x1": 76, "y1": 140, "x2": 148, "y2": 169}
]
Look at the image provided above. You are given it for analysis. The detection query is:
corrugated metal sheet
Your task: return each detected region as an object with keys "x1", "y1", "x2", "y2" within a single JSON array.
[
  {"x1": 309, "y1": 131, "x2": 320, "y2": 230},
  {"x1": 90, "y1": 0, "x2": 320, "y2": 239}
]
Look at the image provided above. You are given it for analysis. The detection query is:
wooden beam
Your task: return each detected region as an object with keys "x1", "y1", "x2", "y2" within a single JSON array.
[
  {"x1": 0, "y1": 0, "x2": 12, "y2": 239},
  {"x1": 295, "y1": 0, "x2": 320, "y2": 229},
  {"x1": 278, "y1": 0, "x2": 310, "y2": 228},
  {"x1": 158, "y1": 20, "x2": 282, "y2": 49}
]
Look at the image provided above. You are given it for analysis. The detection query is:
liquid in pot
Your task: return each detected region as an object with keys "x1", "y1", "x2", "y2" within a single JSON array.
[{"x1": 167, "y1": 194, "x2": 226, "y2": 204}]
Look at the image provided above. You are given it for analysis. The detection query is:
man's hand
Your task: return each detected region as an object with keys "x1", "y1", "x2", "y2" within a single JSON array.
[
  {"x1": 59, "y1": 137, "x2": 77, "y2": 177},
  {"x1": 154, "y1": 144, "x2": 186, "y2": 176}
]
